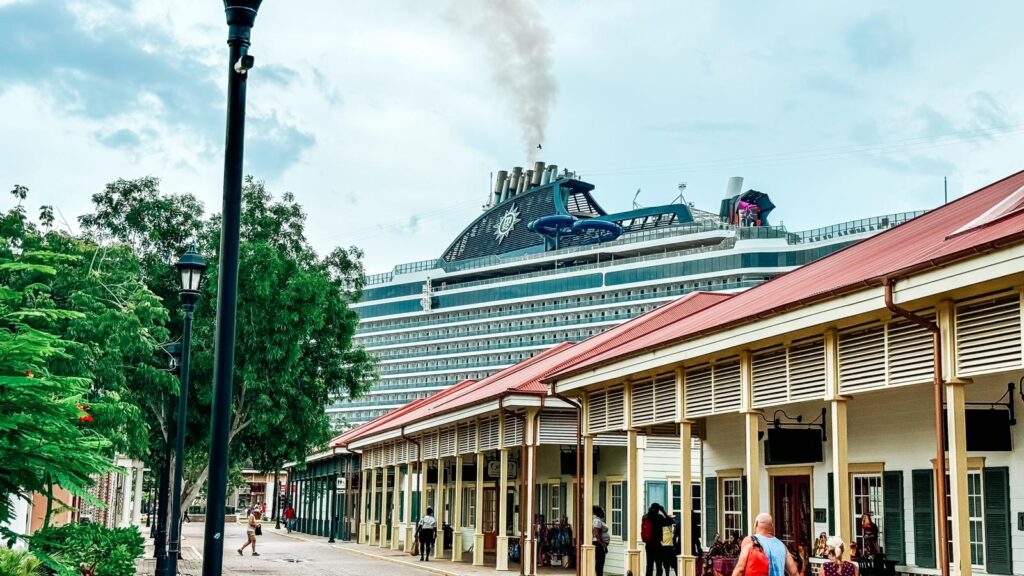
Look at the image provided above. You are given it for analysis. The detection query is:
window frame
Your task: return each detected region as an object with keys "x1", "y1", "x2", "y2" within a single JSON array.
[
  {"x1": 720, "y1": 477, "x2": 743, "y2": 540},
  {"x1": 608, "y1": 479, "x2": 625, "y2": 539},
  {"x1": 850, "y1": 472, "x2": 884, "y2": 552},
  {"x1": 944, "y1": 469, "x2": 985, "y2": 568}
]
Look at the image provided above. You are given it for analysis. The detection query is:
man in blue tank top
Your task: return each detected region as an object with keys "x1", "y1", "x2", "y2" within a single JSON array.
[{"x1": 731, "y1": 513, "x2": 798, "y2": 576}]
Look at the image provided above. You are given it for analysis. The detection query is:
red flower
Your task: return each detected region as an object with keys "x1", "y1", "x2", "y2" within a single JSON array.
[{"x1": 24, "y1": 370, "x2": 32, "y2": 378}]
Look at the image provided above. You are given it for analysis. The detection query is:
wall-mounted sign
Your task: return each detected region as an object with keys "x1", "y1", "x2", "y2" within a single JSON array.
[
  {"x1": 336, "y1": 476, "x2": 347, "y2": 491},
  {"x1": 485, "y1": 460, "x2": 518, "y2": 480}
]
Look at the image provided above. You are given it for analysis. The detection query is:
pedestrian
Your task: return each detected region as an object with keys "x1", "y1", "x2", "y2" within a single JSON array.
[
  {"x1": 731, "y1": 513, "x2": 798, "y2": 576},
  {"x1": 816, "y1": 536, "x2": 858, "y2": 576},
  {"x1": 859, "y1": 514, "x2": 879, "y2": 558},
  {"x1": 642, "y1": 503, "x2": 672, "y2": 576},
  {"x1": 237, "y1": 509, "x2": 262, "y2": 557},
  {"x1": 284, "y1": 505, "x2": 296, "y2": 533},
  {"x1": 416, "y1": 506, "x2": 438, "y2": 561},
  {"x1": 592, "y1": 505, "x2": 610, "y2": 576}
]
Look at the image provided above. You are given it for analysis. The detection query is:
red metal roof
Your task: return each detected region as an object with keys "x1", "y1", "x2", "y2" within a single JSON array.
[
  {"x1": 333, "y1": 291, "x2": 730, "y2": 447},
  {"x1": 550, "y1": 169, "x2": 1024, "y2": 380}
]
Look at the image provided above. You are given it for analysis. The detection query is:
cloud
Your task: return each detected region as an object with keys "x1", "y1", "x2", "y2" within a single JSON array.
[
  {"x1": 96, "y1": 127, "x2": 155, "y2": 150},
  {"x1": 260, "y1": 64, "x2": 299, "y2": 88},
  {"x1": 845, "y1": 13, "x2": 912, "y2": 70},
  {"x1": 244, "y1": 114, "x2": 316, "y2": 179}
]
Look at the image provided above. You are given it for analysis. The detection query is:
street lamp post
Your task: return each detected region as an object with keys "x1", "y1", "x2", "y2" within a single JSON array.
[
  {"x1": 203, "y1": 3, "x2": 262, "y2": 575},
  {"x1": 273, "y1": 470, "x2": 281, "y2": 530},
  {"x1": 155, "y1": 345, "x2": 180, "y2": 576},
  {"x1": 167, "y1": 247, "x2": 206, "y2": 576}
]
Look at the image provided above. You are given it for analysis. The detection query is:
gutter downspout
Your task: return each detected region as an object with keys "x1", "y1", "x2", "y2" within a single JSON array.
[
  {"x1": 885, "y1": 278, "x2": 949, "y2": 576},
  {"x1": 550, "y1": 389, "x2": 583, "y2": 576},
  {"x1": 500, "y1": 395, "x2": 528, "y2": 576}
]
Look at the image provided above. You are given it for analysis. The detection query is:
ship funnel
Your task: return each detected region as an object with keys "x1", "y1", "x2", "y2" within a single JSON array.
[
  {"x1": 493, "y1": 170, "x2": 508, "y2": 205},
  {"x1": 531, "y1": 162, "x2": 545, "y2": 186},
  {"x1": 524, "y1": 170, "x2": 535, "y2": 191},
  {"x1": 725, "y1": 176, "x2": 744, "y2": 199},
  {"x1": 548, "y1": 165, "x2": 558, "y2": 181},
  {"x1": 509, "y1": 167, "x2": 523, "y2": 199}
]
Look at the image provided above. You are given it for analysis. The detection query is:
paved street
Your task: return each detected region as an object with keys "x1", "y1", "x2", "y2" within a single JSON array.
[{"x1": 140, "y1": 522, "x2": 442, "y2": 576}]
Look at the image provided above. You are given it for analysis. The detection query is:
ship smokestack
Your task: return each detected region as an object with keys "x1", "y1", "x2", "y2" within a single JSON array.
[
  {"x1": 548, "y1": 164, "x2": 558, "y2": 181},
  {"x1": 494, "y1": 170, "x2": 508, "y2": 205},
  {"x1": 531, "y1": 161, "x2": 545, "y2": 186},
  {"x1": 509, "y1": 167, "x2": 523, "y2": 199},
  {"x1": 725, "y1": 176, "x2": 744, "y2": 199},
  {"x1": 524, "y1": 170, "x2": 535, "y2": 191}
]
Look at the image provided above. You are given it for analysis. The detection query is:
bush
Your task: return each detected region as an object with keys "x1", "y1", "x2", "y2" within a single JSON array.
[
  {"x1": 0, "y1": 548, "x2": 44, "y2": 576},
  {"x1": 30, "y1": 522, "x2": 143, "y2": 576}
]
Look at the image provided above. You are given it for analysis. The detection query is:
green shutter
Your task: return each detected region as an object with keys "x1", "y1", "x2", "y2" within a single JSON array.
[
  {"x1": 883, "y1": 471, "x2": 905, "y2": 563},
  {"x1": 704, "y1": 477, "x2": 718, "y2": 544},
  {"x1": 399, "y1": 490, "x2": 405, "y2": 521},
  {"x1": 741, "y1": 476, "x2": 748, "y2": 536},
  {"x1": 983, "y1": 467, "x2": 1012, "y2": 574},
  {"x1": 827, "y1": 472, "x2": 834, "y2": 535},
  {"x1": 412, "y1": 491, "x2": 421, "y2": 523},
  {"x1": 911, "y1": 469, "x2": 935, "y2": 569},
  {"x1": 622, "y1": 480, "x2": 629, "y2": 541}
]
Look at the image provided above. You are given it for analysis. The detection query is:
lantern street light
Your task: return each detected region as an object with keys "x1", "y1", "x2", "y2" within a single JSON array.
[
  {"x1": 167, "y1": 246, "x2": 206, "y2": 576},
  {"x1": 155, "y1": 343, "x2": 181, "y2": 576},
  {"x1": 204, "y1": 3, "x2": 262, "y2": 574}
]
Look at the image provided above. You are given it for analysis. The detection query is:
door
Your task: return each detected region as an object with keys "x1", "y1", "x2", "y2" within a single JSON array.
[
  {"x1": 772, "y1": 475, "x2": 811, "y2": 552},
  {"x1": 482, "y1": 487, "x2": 498, "y2": 551},
  {"x1": 646, "y1": 481, "x2": 668, "y2": 511}
]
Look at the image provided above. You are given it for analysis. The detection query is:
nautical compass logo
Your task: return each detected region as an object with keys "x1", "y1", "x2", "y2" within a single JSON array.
[{"x1": 493, "y1": 204, "x2": 521, "y2": 244}]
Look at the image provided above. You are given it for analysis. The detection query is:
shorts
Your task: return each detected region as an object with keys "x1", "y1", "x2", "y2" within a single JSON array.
[{"x1": 247, "y1": 529, "x2": 255, "y2": 535}]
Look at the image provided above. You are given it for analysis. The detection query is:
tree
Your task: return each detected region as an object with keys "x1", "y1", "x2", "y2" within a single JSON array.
[{"x1": 80, "y1": 177, "x2": 376, "y2": 516}]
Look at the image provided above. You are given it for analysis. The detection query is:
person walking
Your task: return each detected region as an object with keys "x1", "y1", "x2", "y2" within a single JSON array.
[
  {"x1": 283, "y1": 505, "x2": 296, "y2": 533},
  {"x1": 731, "y1": 513, "x2": 798, "y2": 576},
  {"x1": 237, "y1": 509, "x2": 262, "y2": 557},
  {"x1": 416, "y1": 506, "x2": 438, "y2": 561},
  {"x1": 816, "y1": 536, "x2": 858, "y2": 576},
  {"x1": 592, "y1": 505, "x2": 610, "y2": 576}
]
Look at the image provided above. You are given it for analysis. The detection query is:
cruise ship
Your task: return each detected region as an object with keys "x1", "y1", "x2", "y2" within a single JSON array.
[{"x1": 333, "y1": 162, "x2": 923, "y2": 427}]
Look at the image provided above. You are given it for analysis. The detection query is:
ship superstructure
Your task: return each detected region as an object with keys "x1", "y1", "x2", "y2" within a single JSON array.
[{"x1": 333, "y1": 162, "x2": 922, "y2": 427}]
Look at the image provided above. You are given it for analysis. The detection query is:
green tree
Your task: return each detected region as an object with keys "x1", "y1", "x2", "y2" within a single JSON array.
[{"x1": 80, "y1": 177, "x2": 376, "y2": 515}]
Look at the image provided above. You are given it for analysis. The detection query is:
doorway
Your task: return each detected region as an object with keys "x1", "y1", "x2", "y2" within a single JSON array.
[
  {"x1": 482, "y1": 487, "x2": 498, "y2": 551},
  {"x1": 772, "y1": 475, "x2": 811, "y2": 552}
]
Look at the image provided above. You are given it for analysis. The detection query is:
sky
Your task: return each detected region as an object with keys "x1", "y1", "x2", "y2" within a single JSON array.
[{"x1": 2, "y1": 0, "x2": 1023, "y2": 274}]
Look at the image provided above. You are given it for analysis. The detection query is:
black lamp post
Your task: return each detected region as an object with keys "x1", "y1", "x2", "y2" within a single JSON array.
[
  {"x1": 203, "y1": 3, "x2": 262, "y2": 575},
  {"x1": 155, "y1": 343, "x2": 181, "y2": 576},
  {"x1": 166, "y1": 247, "x2": 206, "y2": 576}
]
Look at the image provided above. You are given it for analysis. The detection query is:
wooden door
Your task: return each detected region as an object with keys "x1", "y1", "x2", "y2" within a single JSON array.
[
  {"x1": 772, "y1": 475, "x2": 811, "y2": 552},
  {"x1": 482, "y1": 487, "x2": 498, "y2": 551}
]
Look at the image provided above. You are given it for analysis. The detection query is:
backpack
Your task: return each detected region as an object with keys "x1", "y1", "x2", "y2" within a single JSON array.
[
  {"x1": 641, "y1": 516, "x2": 655, "y2": 544},
  {"x1": 661, "y1": 525, "x2": 673, "y2": 547}
]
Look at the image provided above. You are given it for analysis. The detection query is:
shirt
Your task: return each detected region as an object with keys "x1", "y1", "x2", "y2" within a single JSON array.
[
  {"x1": 418, "y1": 515, "x2": 437, "y2": 530},
  {"x1": 752, "y1": 535, "x2": 787, "y2": 576},
  {"x1": 593, "y1": 515, "x2": 610, "y2": 545}
]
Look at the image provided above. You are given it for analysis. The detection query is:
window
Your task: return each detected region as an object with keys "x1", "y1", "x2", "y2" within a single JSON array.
[
  {"x1": 671, "y1": 482, "x2": 682, "y2": 514},
  {"x1": 463, "y1": 487, "x2": 476, "y2": 528},
  {"x1": 691, "y1": 483, "x2": 702, "y2": 540},
  {"x1": 852, "y1": 474, "x2": 883, "y2": 551},
  {"x1": 549, "y1": 482, "x2": 561, "y2": 522},
  {"x1": 610, "y1": 482, "x2": 624, "y2": 537},
  {"x1": 945, "y1": 471, "x2": 984, "y2": 567},
  {"x1": 722, "y1": 478, "x2": 743, "y2": 539}
]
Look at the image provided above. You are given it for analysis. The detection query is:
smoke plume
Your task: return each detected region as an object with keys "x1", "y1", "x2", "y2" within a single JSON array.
[{"x1": 450, "y1": 0, "x2": 558, "y2": 162}]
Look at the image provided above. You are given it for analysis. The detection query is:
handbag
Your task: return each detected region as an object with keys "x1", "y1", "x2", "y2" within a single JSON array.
[{"x1": 255, "y1": 524, "x2": 263, "y2": 536}]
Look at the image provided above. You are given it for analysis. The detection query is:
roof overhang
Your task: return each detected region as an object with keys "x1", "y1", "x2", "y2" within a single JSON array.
[
  {"x1": 553, "y1": 241, "x2": 1024, "y2": 392},
  {"x1": 347, "y1": 394, "x2": 573, "y2": 450}
]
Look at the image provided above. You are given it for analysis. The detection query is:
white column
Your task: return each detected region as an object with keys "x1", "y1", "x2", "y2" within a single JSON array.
[
  {"x1": 391, "y1": 465, "x2": 401, "y2": 550},
  {"x1": 624, "y1": 430, "x2": 640, "y2": 576},
  {"x1": 497, "y1": 448, "x2": 510, "y2": 570},
  {"x1": 120, "y1": 462, "x2": 134, "y2": 527},
  {"x1": 677, "y1": 420, "x2": 696, "y2": 576},
  {"x1": 369, "y1": 467, "x2": 379, "y2": 545},
  {"x1": 473, "y1": 452, "x2": 485, "y2": 566},
  {"x1": 435, "y1": 458, "x2": 445, "y2": 559},
  {"x1": 452, "y1": 456, "x2": 464, "y2": 561},
  {"x1": 946, "y1": 378, "x2": 971, "y2": 575},
  {"x1": 581, "y1": 434, "x2": 595, "y2": 576},
  {"x1": 131, "y1": 463, "x2": 144, "y2": 525}
]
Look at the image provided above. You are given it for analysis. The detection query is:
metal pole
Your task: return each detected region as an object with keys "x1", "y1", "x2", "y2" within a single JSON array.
[
  {"x1": 167, "y1": 304, "x2": 196, "y2": 576},
  {"x1": 154, "y1": 399, "x2": 172, "y2": 575},
  {"x1": 202, "y1": 3, "x2": 261, "y2": 575},
  {"x1": 273, "y1": 469, "x2": 281, "y2": 529}
]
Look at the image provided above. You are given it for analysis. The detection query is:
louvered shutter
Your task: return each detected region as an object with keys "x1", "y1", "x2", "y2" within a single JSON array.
[
  {"x1": 540, "y1": 412, "x2": 577, "y2": 444},
  {"x1": 883, "y1": 471, "x2": 905, "y2": 563},
  {"x1": 685, "y1": 366, "x2": 713, "y2": 418},
  {"x1": 983, "y1": 467, "x2": 1012, "y2": 574},
  {"x1": 789, "y1": 337, "x2": 826, "y2": 401},
  {"x1": 713, "y1": 359, "x2": 742, "y2": 413},
  {"x1": 887, "y1": 311, "x2": 934, "y2": 386},
  {"x1": 911, "y1": 469, "x2": 935, "y2": 569},
  {"x1": 458, "y1": 422, "x2": 477, "y2": 454},
  {"x1": 956, "y1": 294, "x2": 1022, "y2": 375},
  {"x1": 424, "y1": 432, "x2": 439, "y2": 459},
  {"x1": 606, "y1": 386, "x2": 625, "y2": 430},
  {"x1": 588, "y1": 390, "x2": 608, "y2": 434},
  {"x1": 480, "y1": 417, "x2": 499, "y2": 451},
  {"x1": 503, "y1": 413, "x2": 523, "y2": 447},
  {"x1": 652, "y1": 371, "x2": 677, "y2": 424},
  {"x1": 752, "y1": 347, "x2": 788, "y2": 407},
  {"x1": 704, "y1": 477, "x2": 718, "y2": 543},
  {"x1": 839, "y1": 323, "x2": 886, "y2": 393},
  {"x1": 631, "y1": 377, "x2": 656, "y2": 427},
  {"x1": 440, "y1": 427, "x2": 456, "y2": 457}
]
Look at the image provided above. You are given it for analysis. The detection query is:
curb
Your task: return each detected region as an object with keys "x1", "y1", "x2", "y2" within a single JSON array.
[{"x1": 272, "y1": 529, "x2": 464, "y2": 576}]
